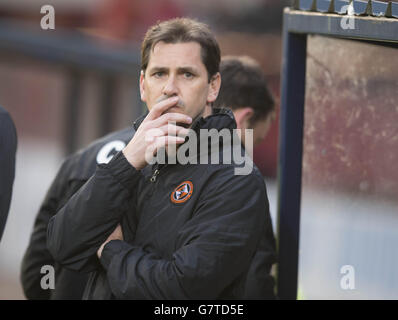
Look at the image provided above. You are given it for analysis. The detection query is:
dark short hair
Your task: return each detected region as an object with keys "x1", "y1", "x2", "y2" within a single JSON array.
[
  {"x1": 141, "y1": 18, "x2": 220, "y2": 82},
  {"x1": 214, "y1": 55, "x2": 275, "y2": 124}
]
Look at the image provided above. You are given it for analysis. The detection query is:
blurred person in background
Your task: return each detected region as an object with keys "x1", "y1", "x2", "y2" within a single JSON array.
[
  {"x1": 21, "y1": 50, "x2": 276, "y2": 298},
  {"x1": 0, "y1": 106, "x2": 17, "y2": 243},
  {"x1": 214, "y1": 55, "x2": 276, "y2": 149},
  {"x1": 214, "y1": 55, "x2": 277, "y2": 299}
]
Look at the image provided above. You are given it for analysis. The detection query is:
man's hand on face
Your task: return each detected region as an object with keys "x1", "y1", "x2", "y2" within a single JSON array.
[
  {"x1": 97, "y1": 224, "x2": 124, "y2": 259},
  {"x1": 122, "y1": 96, "x2": 192, "y2": 170}
]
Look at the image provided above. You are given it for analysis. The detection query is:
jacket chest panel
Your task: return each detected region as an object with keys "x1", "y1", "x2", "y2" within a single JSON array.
[{"x1": 133, "y1": 167, "x2": 205, "y2": 258}]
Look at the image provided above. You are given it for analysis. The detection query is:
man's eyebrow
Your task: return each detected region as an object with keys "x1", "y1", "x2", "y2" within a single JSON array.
[
  {"x1": 178, "y1": 66, "x2": 199, "y2": 74},
  {"x1": 148, "y1": 66, "x2": 168, "y2": 73},
  {"x1": 147, "y1": 66, "x2": 200, "y2": 74}
]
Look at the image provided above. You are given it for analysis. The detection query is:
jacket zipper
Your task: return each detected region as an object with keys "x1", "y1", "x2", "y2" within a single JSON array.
[
  {"x1": 150, "y1": 168, "x2": 160, "y2": 182},
  {"x1": 150, "y1": 163, "x2": 168, "y2": 183}
]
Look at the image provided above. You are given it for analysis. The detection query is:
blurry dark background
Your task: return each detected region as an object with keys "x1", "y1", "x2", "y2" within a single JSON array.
[{"x1": 0, "y1": 0, "x2": 288, "y2": 299}]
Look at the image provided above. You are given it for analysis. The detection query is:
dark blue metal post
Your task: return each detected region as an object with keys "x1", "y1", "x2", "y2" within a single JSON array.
[{"x1": 276, "y1": 10, "x2": 307, "y2": 300}]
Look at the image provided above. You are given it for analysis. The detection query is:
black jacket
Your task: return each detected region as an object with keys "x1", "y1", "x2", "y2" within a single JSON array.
[
  {"x1": 21, "y1": 127, "x2": 134, "y2": 299},
  {"x1": 35, "y1": 108, "x2": 275, "y2": 299},
  {"x1": 0, "y1": 106, "x2": 17, "y2": 242}
]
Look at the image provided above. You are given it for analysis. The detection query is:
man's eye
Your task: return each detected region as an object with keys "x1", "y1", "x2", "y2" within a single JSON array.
[
  {"x1": 153, "y1": 72, "x2": 165, "y2": 78},
  {"x1": 184, "y1": 72, "x2": 194, "y2": 79}
]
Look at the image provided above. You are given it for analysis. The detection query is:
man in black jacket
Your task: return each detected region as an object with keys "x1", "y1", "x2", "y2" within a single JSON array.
[
  {"x1": 22, "y1": 19, "x2": 276, "y2": 299},
  {"x1": 0, "y1": 106, "x2": 17, "y2": 243}
]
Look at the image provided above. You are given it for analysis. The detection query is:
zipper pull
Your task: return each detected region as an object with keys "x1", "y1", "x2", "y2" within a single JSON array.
[{"x1": 150, "y1": 169, "x2": 160, "y2": 182}]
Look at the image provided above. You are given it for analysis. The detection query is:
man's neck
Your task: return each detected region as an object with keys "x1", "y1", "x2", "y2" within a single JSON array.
[
  {"x1": 202, "y1": 104, "x2": 212, "y2": 118},
  {"x1": 188, "y1": 104, "x2": 212, "y2": 128}
]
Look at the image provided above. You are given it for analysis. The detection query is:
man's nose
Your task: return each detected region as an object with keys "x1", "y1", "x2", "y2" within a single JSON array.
[{"x1": 162, "y1": 75, "x2": 178, "y2": 96}]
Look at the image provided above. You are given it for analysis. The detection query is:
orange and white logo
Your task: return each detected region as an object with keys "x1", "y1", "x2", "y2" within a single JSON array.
[{"x1": 171, "y1": 181, "x2": 193, "y2": 204}]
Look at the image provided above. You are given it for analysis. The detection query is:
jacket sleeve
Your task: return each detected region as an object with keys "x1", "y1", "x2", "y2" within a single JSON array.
[
  {"x1": 0, "y1": 109, "x2": 17, "y2": 242},
  {"x1": 20, "y1": 158, "x2": 85, "y2": 299},
  {"x1": 243, "y1": 221, "x2": 277, "y2": 299},
  {"x1": 47, "y1": 151, "x2": 141, "y2": 273},
  {"x1": 100, "y1": 168, "x2": 268, "y2": 299}
]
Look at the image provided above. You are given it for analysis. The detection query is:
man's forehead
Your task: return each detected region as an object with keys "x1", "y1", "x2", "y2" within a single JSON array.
[{"x1": 147, "y1": 41, "x2": 204, "y2": 67}]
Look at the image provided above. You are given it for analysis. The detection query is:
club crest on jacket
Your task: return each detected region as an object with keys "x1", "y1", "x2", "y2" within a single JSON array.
[{"x1": 171, "y1": 181, "x2": 193, "y2": 204}]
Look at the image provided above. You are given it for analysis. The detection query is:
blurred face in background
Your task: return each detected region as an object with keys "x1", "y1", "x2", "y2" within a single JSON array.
[
  {"x1": 233, "y1": 108, "x2": 276, "y2": 148},
  {"x1": 251, "y1": 111, "x2": 275, "y2": 147},
  {"x1": 139, "y1": 41, "x2": 220, "y2": 125}
]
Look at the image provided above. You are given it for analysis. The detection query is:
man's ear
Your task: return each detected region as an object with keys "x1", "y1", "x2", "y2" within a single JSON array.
[
  {"x1": 139, "y1": 70, "x2": 146, "y2": 102},
  {"x1": 232, "y1": 107, "x2": 254, "y2": 130},
  {"x1": 207, "y1": 72, "x2": 221, "y2": 103}
]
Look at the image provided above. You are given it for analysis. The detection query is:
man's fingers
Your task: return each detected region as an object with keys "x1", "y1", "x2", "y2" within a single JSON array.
[
  {"x1": 146, "y1": 96, "x2": 179, "y2": 121},
  {"x1": 156, "y1": 124, "x2": 190, "y2": 136},
  {"x1": 144, "y1": 136, "x2": 185, "y2": 163},
  {"x1": 114, "y1": 224, "x2": 123, "y2": 240},
  {"x1": 150, "y1": 113, "x2": 192, "y2": 129},
  {"x1": 157, "y1": 135, "x2": 186, "y2": 146},
  {"x1": 148, "y1": 136, "x2": 186, "y2": 153},
  {"x1": 145, "y1": 125, "x2": 188, "y2": 144}
]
